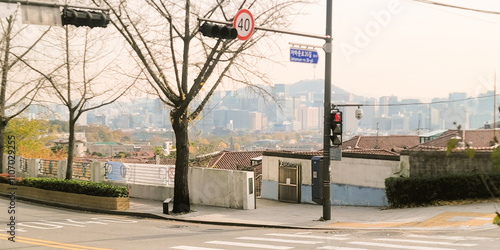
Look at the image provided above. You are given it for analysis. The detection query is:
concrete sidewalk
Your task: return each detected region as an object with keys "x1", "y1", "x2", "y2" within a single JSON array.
[{"x1": 116, "y1": 198, "x2": 500, "y2": 231}]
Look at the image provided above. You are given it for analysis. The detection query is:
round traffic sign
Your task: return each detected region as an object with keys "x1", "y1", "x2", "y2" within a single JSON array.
[{"x1": 233, "y1": 9, "x2": 254, "y2": 41}]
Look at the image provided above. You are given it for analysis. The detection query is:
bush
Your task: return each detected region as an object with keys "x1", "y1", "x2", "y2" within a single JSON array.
[
  {"x1": 386, "y1": 173, "x2": 500, "y2": 208},
  {"x1": 18, "y1": 178, "x2": 129, "y2": 198}
]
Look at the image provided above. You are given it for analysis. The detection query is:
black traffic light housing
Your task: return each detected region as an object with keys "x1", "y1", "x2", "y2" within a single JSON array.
[
  {"x1": 62, "y1": 8, "x2": 110, "y2": 28},
  {"x1": 330, "y1": 110, "x2": 342, "y2": 146},
  {"x1": 200, "y1": 23, "x2": 237, "y2": 39}
]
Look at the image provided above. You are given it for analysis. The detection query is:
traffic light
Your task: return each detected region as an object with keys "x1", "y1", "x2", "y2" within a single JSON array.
[
  {"x1": 330, "y1": 110, "x2": 342, "y2": 146},
  {"x1": 200, "y1": 23, "x2": 237, "y2": 39},
  {"x1": 61, "y1": 8, "x2": 110, "y2": 28}
]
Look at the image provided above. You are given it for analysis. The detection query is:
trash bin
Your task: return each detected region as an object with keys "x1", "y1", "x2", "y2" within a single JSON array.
[{"x1": 163, "y1": 198, "x2": 172, "y2": 214}]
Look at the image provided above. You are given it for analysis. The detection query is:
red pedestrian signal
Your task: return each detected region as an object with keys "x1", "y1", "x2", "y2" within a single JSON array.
[{"x1": 330, "y1": 110, "x2": 342, "y2": 146}]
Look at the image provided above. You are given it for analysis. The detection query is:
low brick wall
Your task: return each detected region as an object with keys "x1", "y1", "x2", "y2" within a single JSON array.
[{"x1": 0, "y1": 183, "x2": 129, "y2": 210}]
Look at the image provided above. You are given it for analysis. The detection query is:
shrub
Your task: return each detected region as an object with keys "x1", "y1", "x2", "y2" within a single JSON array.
[
  {"x1": 386, "y1": 173, "x2": 500, "y2": 208},
  {"x1": 18, "y1": 178, "x2": 128, "y2": 198}
]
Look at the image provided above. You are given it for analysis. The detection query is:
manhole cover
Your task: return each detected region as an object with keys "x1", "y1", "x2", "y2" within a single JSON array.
[{"x1": 364, "y1": 231, "x2": 403, "y2": 237}]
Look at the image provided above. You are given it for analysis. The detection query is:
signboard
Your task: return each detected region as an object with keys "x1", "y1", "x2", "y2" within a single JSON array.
[
  {"x1": 21, "y1": 0, "x2": 61, "y2": 26},
  {"x1": 330, "y1": 147, "x2": 342, "y2": 161},
  {"x1": 233, "y1": 9, "x2": 254, "y2": 41},
  {"x1": 0, "y1": 2, "x2": 17, "y2": 18},
  {"x1": 290, "y1": 48, "x2": 319, "y2": 64}
]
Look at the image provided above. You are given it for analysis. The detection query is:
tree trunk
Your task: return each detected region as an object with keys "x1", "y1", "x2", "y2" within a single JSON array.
[
  {"x1": 0, "y1": 121, "x2": 6, "y2": 173},
  {"x1": 65, "y1": 111, "x2": 76, "y2": 180},
  {"x1": 172, "y1": 109, "x2": 190, "y2": 213}
]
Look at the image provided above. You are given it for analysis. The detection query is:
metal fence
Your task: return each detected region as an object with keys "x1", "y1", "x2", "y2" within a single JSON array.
[
  {"x1": 39, "y1": 159, "x2": 58, "y2": 177},
  {"x1": 19, "y1": 157, "x2": 28, "y2": 174},
  {"x1": 73, "y1": 161, "x2": 91, "y2": 180}
]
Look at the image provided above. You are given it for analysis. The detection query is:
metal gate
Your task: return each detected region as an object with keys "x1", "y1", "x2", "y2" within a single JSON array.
[{"x1": 278, "y1": 161, "x2": 301, "y2": 203}]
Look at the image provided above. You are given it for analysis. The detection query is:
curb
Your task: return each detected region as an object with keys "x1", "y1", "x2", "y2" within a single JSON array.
[{"x1": 1, "y1": 195, "x2": 329, "y2": 230}]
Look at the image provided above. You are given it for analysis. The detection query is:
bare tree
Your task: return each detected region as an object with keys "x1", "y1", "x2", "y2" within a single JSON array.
[
  {"x1": 0, "y1": 9, "x2": 49, "y2": 172},
  {"x1": 96, "y1": 0, "x2": 314, "y2": 213},
  {"x1": 24, "y1": 22, "x2": 136, "y2": 179}
]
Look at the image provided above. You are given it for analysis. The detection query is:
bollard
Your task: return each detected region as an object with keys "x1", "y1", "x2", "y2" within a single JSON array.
[{"x1": 163, "y1": 198, "x2": 172, "y2": 214}]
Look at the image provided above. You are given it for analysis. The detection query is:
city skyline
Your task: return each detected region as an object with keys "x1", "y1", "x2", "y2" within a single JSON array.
[{"x1": 28, "y1": 79, "x2": 499, "y2": 138}]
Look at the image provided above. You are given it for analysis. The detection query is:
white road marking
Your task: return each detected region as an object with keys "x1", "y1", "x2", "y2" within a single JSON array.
[
  {"x1": 376, "y1": 238, "x2": 476, "y2": 247},
  {"x1": 237, "y1": 236, "x2": 322, "y2": 244},
  {"x1": 17, "y1": 222, "x2": 62, "y2": 230},
  {"x1": 266, "y1": 233, "x2": 349, "y2": 240},
  {"x1": 206, "y1": 240, "x2": 293, "y2": 250},
  {"x1": 407, "y1": 234, "x2": 499, "y2": 241},
  {"x1": 40, "y1": 220, "x2": 86, "y2": 227},
  {"x1": 317, "y1": 246, "x2": 369, "y2": 250},
  {"x1": 348, "y1": 241, "x2": 455, "y2": 250},
  {"x1": 170, "y1": 246, "x2": 223, "y2": 250}
]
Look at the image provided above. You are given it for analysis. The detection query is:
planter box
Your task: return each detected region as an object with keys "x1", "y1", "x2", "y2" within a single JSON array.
[{"x1": 0, "y1": 183, "x2": 129, "y2": 210}]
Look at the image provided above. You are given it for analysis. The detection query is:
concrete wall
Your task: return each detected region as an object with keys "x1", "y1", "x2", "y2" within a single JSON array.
[
  {"x1": 262, "y1": 152, "x2": 401, "y2": 207},
  {"x1": 110, "y1": 166, "x2": 255, "y2": 210},
  {"x1": 189, "y1": 167, "x2": 255, "y2": 210},
  {"x1": 406, "y1": 150, "x2": 496, "y2": 178}
]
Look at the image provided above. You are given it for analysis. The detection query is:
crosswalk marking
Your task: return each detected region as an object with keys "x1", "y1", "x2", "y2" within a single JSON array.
[
  {"x1": 206, "y1": 240, "x2": 293, "y2": 250},
  {"x1": 407, "y1": 234, "x2": 498, "y2": 241},
  {"x1": 317, "y1": 246, "x2": 368, "y2": 250},
  {"x1": 237, "y1": 236, "x2": 322, "y2": 244},
  {"x1": 266, "y1": 233, "x2": 350, "y2": 240},
  {"x1": 170, "y1": 246, "x2": 223, "y2": 250},
  {"x1": 375, "y1": 238, "x2": 477, "y2": 247},
  {"x1": 348, "y1": 241, "x2": 456, "y2": 250}
]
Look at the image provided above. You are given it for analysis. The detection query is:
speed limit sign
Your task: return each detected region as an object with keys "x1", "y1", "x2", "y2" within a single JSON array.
[{"x1": 233, "y1": 9, "x2": 254, "y2": 41}]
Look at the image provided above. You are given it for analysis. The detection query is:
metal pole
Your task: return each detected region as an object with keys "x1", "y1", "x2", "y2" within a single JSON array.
[
  {"x1": 322, "y1": 0, "x2": 333, "y2": 221},
  {"x1": 197, "y1": 17, "x2": 329, "y2": 40},
  {"x1": 0, "y1": 0, "x2": 109, "y2": 11}
]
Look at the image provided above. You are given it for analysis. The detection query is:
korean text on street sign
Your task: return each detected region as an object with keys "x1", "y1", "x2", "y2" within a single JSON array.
[{"x1": 290, "y1": 48, "x2": 319, "y2": 64}]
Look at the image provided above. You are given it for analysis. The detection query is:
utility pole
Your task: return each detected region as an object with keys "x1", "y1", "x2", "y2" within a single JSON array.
[{"x1": 322, "y1": 0, "x2": 333, "y2": 221}]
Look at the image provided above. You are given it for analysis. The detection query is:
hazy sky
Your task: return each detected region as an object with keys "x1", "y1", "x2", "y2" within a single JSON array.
[{"x1": 264, "y1": 0, "x2": 500, "y2": 101}]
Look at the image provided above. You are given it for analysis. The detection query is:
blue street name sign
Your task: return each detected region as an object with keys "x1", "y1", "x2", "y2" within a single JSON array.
[{"x1": 290, "y1": 48, "x2": 319, "y2": 64}]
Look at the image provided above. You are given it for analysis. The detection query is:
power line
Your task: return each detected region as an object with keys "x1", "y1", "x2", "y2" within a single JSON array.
[
  {"x1": 411, "y1": 0, "x2": 500, "y2": 15},
  {"x1": 362, "y1": 94, "x2": 497, "y2": 107}
]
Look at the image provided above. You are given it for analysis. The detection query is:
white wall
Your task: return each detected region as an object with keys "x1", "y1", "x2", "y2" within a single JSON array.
[
  {"x1": 110, "y1": 167, "x2": 255, "y2": 210},
  {"x1": 262, "y1": 153, "x2": 402, "y2": 206}
]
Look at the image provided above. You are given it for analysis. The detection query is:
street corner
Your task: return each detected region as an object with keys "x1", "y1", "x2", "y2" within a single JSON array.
[{"x1": 327, "y1": 212, "x2": 498, "y2": 230}]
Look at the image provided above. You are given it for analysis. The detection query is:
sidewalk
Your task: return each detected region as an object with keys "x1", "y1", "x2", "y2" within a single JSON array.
[{"x1": 112, "y1": 198, "x2": 500, "y2": 231}]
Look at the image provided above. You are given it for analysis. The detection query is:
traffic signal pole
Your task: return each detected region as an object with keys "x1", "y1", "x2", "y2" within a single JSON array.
[
  {"x1": 200, "y1": 1, "x2": 334, "y2": 221},
  {"x1": 322, "y1": 0, "x2": 333, "y2": 221}
]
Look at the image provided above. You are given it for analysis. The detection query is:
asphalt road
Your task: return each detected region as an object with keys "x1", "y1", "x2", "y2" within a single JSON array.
[{"x1": 1, "y1": 198, "x2": 500, "y2": 250}]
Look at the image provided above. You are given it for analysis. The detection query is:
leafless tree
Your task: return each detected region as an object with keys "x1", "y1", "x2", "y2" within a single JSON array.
[
  {"x1": 24, "y1": 22, "x2": 136, "y2": 179},
  {"x1": 0, "y1": 9, "x2": 50, "y2": 173},
  {"x1": 96, "y1": 0, "x2": 315, "y2": 213}
]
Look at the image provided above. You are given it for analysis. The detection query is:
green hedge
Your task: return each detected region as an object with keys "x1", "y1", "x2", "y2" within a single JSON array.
[
  {"x1": 385, "y1": 173, "x2": 500, "y2": 208},
  {"x1": 17, "y1": 178, "x2": 129, "y2": 198}
]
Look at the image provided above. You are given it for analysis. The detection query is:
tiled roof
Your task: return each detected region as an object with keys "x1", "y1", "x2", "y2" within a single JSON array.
[
  {"x1": 343, "y1": 148, "x2": 400, "y2": 156},
  {"x1": 341, "y1": 135, "x2": 420, "y2": 150},
  {"x1": 192, "y1": 151, "x2": 264, "y2": 170},
  {"x1": 413, "y1": 129, "x2": 499, "y2": 149}
]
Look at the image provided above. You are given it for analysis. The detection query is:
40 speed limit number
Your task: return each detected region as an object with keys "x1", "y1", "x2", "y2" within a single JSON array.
[{"x1": 233, "y1": 9, "x2": 254, "y2": 40}]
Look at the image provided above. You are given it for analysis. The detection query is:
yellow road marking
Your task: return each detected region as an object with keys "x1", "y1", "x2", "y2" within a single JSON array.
[
  {"x1": 0, "y1": 233, "x2": 112, "y2": 250},
  {"x1": 329, "y1": 212, "x2": 496, "y2": 229}
]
